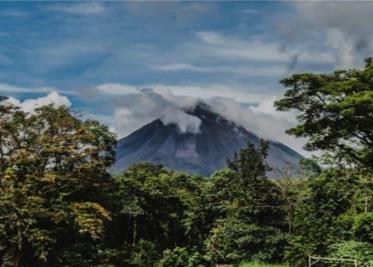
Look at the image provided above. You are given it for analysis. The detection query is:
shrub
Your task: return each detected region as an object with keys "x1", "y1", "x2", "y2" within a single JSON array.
[
  {"x1": 156, "y1": 246, "x2": 206, "y2": 267},
  {"x1": 328, "y1": 241, "x2": 373, "y2": 266},
  {"x1": 129, "y1": 239, "x2": 158, "y2": 267}
]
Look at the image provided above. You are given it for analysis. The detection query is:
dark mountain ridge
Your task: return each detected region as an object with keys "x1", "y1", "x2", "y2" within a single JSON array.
[{"x1": 112, "y1": 103, "x2": 303, "y2": 176}]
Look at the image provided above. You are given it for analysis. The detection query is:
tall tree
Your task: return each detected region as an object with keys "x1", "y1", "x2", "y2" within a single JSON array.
[
  {"x1": 205, "y1": 141, "x2": 286, "y2": 264},
  {"x1": 275, "y1": 58, "x2": 373, "y2": 171},
  {"x1": 0, "y1": 103, "x2": 116, "y2": 266}
]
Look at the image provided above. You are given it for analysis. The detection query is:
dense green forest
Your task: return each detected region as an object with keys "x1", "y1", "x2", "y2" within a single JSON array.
[{"x1": 0, "y1": 60, "x2": 373, "y2": 267}]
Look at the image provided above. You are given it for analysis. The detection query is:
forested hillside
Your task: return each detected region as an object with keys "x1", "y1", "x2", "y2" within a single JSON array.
[{"x1": 0, "y1": 59, "x2": 373, "y2": 266}]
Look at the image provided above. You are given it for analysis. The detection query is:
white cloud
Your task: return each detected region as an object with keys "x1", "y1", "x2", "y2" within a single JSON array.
[
  {"x1": 207, "y1": 97, "x2": 306, "y2": 155},
  {"x1": 194, "y1": 31, "x2": 335, "y2": 65},
  {"x1": 0, "y1": 83, "x2": 53, "y2": 93},
  {"x1": 93, "y1": 82, "x2": 270, "y2": 104},
  {"x1": 150, "y1": 86, "x2": 199, "y2": 109},
  {"x1": 153, "y1": 63, "x2": 209, "y2": 72},
  {"x1": 34, "y1": 41, "x2": 107, "y2": 72},
  {"x1": 4, "y1": 92, "x2": 71, "y2": 114},
  {"x1": 112, "y1": 88, "x2": 202, "y2": 138},
  {"x1": 326, "y1": 28, "x2": 355, "y2": 68},
  {"x1": 252, "y1": 95, "x2": 297, "y2": 123},
  {"x1": 291, "y1": 1, "x2": 373, "y2": 68},
  {"x1": 114, "y1": 107, "x2": 144, "y2": 138},
  {"x1": 0, "y1": 83, "x2": 76, "y2": 95},
  {"x1": 195, "y1": 31, "x2": 223, "y2": 45},
  {"x1": 150, "y1": 84, "x2": 268, "y2": 103},
  {"x1": 96, "y1": 83, "x2": 138, "y2": 95},
  {"x1": 93, "y1": 83, "x2": 284, "y2": 140},
  {"x1": 152, "y1": 63, "x2": 288, "y2": 77},
  {"x1": 160, "y1": 106, "x2": 201, "y2": 133},
  {"x1": 0, "y1": 10, "x2": 29, "y2": 17},
  {"x1": 294, "y1": 1, "x2": 373, "y2": 38},
  {"x1": 95, "y1": 83, "x2": 305, "y2": 154},
  {"x1": 2, "y1": 92, "x2": 116, "y2": 136},
  {"x1": 49, "y1": 3, "x2": 106, "y2": 15}
]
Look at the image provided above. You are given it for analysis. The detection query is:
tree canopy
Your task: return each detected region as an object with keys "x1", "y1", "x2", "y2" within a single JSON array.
[
  {"x1": 275, "y1": 58, "x2": 373, "y2": 171},
  {"x1": 0, "y1": 102, "x2": 116, "y2": 266}
]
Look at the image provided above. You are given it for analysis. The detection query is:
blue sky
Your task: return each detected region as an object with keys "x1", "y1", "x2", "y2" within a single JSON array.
[
  {"x1": 0, "y1": 2, "x2": 293, "y2": 89},
  {"x1": 1, "y1": 1, "x2": 372, "y2": 153}
]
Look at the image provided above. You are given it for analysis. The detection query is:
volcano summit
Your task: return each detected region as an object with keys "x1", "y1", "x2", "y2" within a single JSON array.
[{"x1": 112, "y1": 103, "x2": 303, "y2": 176}]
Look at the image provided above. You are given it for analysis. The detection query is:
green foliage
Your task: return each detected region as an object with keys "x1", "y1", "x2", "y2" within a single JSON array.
[
  {"x1": 284, "y1": 169, "x2": 370, "y2": 266},
  {"x1": 218, "y1": 141, "x2": 285, "y2": 226},
  {"x1": 156, "y1": 247, "x2": 206, "y2": 267},
  {"x1": 353, "y1": 212, "x2": 373, "y2": 243},
  {"x1": 0, "y1": 104, "x2": 116, "y2": 266},
  {"x1": 118, "y1": 164, "x2": 203, "y2": 242},
  {"x1": 240, "y1": 262, "x2": 288, "y2": 267},
  {"x1": 203, "y1": 141, "x2": 287, "y2": 265},
  {"x1": 103, "y1": 163, "x2": 208, "y2": 266},
  {"x1": 274, "y1": 60, "x2": 373, "y2": 266},
  {"x1": 129, "y1": 239, "x2": 158, "y2": 267},
  {"x1": 298, "y1": 158, "x2": 322, "y2": 178},
  {"x1": 205, "y1": 217, "x2": 286, "y2": 264},
  {"x1": 275, "y1": 58, "x2": 373, "y2": 171},
  {"x1": 228, "y1": 140, "x2": 270, "y2": 180},
  {"x1": 274, "y1": 174, "x2": 307, "y2": 236},
  {"x1": 328, "y1": 241, "x2": 373, "y2": 265}
]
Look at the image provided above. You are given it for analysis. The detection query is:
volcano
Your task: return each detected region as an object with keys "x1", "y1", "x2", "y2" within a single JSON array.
[{"x1": 112, "y1": 103, "x2": 303, "y2": 176}]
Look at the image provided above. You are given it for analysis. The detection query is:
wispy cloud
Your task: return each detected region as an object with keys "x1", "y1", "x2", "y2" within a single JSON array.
[
  {"x1": 0, "y1": 53, "x2": 12, "y2": 65},
  {"x1": 149, "y1": 84, "x2": 271, "y2": 104},
  {"x1": 152, "y1": 63, "x2": 287, "y2": 77},
  {"x1": 0, "y1": 9, "x2": 29, "y2": 17},
  {"x1": 96, "y1": 84, "x2": 138, "y2": 95},
  {"x1": 282, "y1": 1, "x2": 373, "y2": 68},
  {"x1": 195, "y1": 31, "x2": 335, "y2": 65},
  {"x1": 92, "y1": 82, "x2": 269, "y2": 104},
  {"x1": 241, "y1": 8, "x2": 259, "y2": 14},
  {"x1": 153, "y1": 63, "x2": 209, "y2": 72},
  {"x1": 0, "y1": 83, "x2": 75, "y2": 95},
  {"x1": 48, "y1": 2, "x2": 106, "y2": 16}
]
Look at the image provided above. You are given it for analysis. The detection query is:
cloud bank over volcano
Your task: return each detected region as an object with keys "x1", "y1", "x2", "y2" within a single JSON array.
[{"x1": 88, "y1": 83, "x2": 305, "y2": 155}]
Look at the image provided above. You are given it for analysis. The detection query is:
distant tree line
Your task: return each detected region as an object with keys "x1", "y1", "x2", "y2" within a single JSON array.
[{"x1": 0, "y1": 58, "x2": 372, "y2": 266}]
